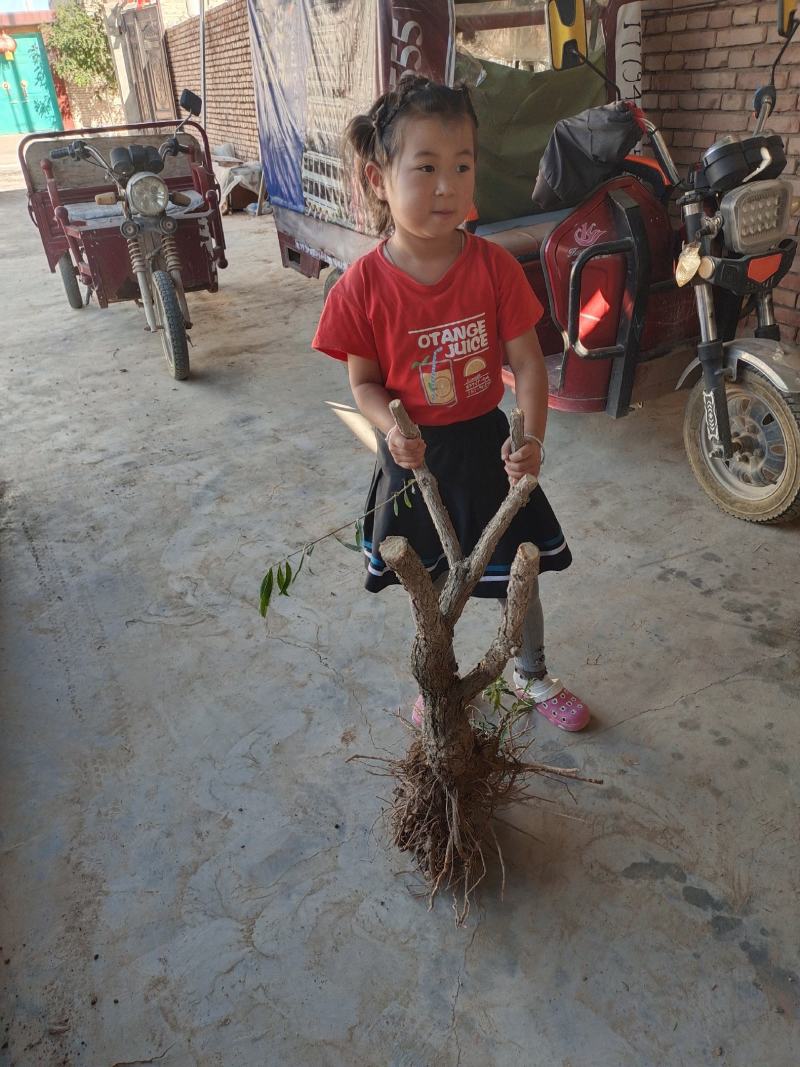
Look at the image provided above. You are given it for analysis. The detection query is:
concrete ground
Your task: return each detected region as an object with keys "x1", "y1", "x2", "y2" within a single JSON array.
[
  {"x1": 0, "y1": 136, "x2": 25, "y2": 193},
  {"x1": 1, "y1": 166, "x2": 799, "y2": 1067}
]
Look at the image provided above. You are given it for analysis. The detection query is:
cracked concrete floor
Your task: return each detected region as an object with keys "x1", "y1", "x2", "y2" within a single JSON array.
[{"x1": 1, "y1": 183, "x2": 799, "y2": 1067}]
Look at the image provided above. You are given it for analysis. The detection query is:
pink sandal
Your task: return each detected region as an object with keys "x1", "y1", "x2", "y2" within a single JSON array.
[{"x1": 512, "y1": 671, "x2": 590, "y2": 732}]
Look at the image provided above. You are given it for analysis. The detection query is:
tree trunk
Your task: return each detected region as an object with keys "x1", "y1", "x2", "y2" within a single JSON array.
[
  {"x1": 364, "y1": 403, "x2": 601, "y2": 918},
  {"x1": 380, "y1": 404, "x2": 541, "y2": 782}
]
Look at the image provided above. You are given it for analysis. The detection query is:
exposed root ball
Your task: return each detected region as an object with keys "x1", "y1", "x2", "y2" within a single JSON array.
[
  {"x1": 352, "y1": 719, "x2": 599, "y2": 923},
  {"x1": 390, "y1": 727, "x2": 544, "y2": 923}
]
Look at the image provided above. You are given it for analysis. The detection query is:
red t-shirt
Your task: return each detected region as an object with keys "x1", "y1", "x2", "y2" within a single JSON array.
[{"x1": 312, "y1": 232, "x2": 543, "y2": 426}]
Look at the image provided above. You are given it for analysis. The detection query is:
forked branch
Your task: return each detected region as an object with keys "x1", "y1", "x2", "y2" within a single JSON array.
[
  {"x1": 459, "y1": 542, "x2": 541, "y2": 705},
  {"x1": 389, "y1": 398, "x2": 463, "y2": 568}
]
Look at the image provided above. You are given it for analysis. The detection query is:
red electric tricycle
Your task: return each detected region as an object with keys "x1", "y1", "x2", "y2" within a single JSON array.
[
  {"x1": 19, "y1": 90, "x2": 228, "y2": 381},
  {"x1": 250, "y1": 0, "x2": 800, "y2": 522}
]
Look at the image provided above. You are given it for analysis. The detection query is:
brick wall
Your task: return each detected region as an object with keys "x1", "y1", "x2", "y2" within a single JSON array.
[
  {"x1": 66, "y1": 83, "x2": 125, "y2": 129},
  {"x1": 642, "y1": 0, "x2": 800, "y2": 342},
  {"x1": 164, "y1": 0, "x2": 260, "y2": 161}
]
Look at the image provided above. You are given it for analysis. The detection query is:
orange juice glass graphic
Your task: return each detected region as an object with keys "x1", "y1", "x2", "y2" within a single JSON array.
[
  {"x1": 420, "y1": 364, "x2": 456, "y2": 406},
  {"x1": 419, "y1": 347, "x2": 456, "y2": 406}
]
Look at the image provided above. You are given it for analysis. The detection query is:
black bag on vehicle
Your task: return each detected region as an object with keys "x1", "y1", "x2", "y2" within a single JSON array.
[{"x1": 531, "y1": 101, "x2": 644, "y2": 212}]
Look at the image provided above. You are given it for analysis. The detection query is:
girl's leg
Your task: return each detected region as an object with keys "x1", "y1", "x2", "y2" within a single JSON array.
[
  {"x1": 503, "y1": 579, "x2": 591, "y2": 731},
  {"x1": 509, "y1": 576, "x2": 547, "y2": 680}
]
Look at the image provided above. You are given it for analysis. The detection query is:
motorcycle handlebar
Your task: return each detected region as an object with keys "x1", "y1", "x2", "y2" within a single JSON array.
[
  {"x1": 50, "y1": 147, "x2": 73, "y2": 160},
  {"x1": 643, "y1": 120, "x2": 682, "y2": 188},
  {"x1": 159, "y1": 137, "x2": 193, "y2": 160}
]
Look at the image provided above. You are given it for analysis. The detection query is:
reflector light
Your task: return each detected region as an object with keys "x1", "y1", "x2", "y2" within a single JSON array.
[{"x1": 746, "y1": 253, "x2": 783, "y2": 283}]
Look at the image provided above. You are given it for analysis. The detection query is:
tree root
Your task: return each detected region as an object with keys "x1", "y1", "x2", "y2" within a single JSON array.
[{"x1": 356, "y1": 720, "x2": 600, "y2": 925}]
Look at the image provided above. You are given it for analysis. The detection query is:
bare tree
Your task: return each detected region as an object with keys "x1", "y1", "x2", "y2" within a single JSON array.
[{"x1": 361, "y1": 401, "x2": 597, "y2": 922}]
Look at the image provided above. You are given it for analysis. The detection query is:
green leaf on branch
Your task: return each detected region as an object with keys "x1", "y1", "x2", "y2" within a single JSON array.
[
  {"x1": 294, "y1": 548, "x2": 307, "y2": 579},
  {"x1": 276, "y1": 561, "x2": 292, "y2": 595},
  {"x1": 259, "y1": 569, "x2": 274, "y2": 617},
  {"x1": 258, "y1": 471, "x2": 427, "y2": 614},
  {"x1": 334, "y1": 535, "x2": 361, "y2": 552}
]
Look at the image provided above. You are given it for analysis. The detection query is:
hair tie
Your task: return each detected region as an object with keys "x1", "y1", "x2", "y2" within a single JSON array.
[{"x1": 372, "y1": 99, "x2": 400, "y2": 138}]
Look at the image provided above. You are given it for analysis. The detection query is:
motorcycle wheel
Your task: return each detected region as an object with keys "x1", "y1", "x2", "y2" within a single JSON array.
[
  {"x1": 58, "y1": 253, "x2": 83, "y2": 311},
  {"x1": 152, "y1": 269, "x2": 190, "y2": 381},
  {"x1": 683, "y1": 366, "x2": 800, "y2": 523},
  {"x1": 323, "y1": 267, "x2": 342, "y2": 303}
]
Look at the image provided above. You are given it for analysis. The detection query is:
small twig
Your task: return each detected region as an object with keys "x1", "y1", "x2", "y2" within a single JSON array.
[
  {"x1": 536, "y1": 808, "x2": 587, "y2": 824},
  {"x1": 269, "y1": 479, "x2": 415, "y2": 567},
  {"x1": 259, "y1": 476, "x2": 416, "y2": 614},
  {"x1": 522, "y1": 764, "x2": 604, "y2": 784},
  {"x1": 489, "y1": 822, "x2": 506, "y2": 901},
  {"x1": 110, "y1": 1045, "x2": 175, "y2": 1067},
  {"x1": 493, "y1": 816, "x2": 543, "y2": 843}
]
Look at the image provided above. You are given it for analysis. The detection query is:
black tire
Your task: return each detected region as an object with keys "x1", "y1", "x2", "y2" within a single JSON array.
[
  {"x1": 151, "y1": 270, "x2": 190, "y2": 381},
  {"x1": 58, "y1": 253, "x2": 83, "y2": 310},
  {"x1": 683, "y1": 366, "x2": 800, "y2": 523},
  {"x1": 323, "y1": 268, "x2": 343, "y2": 303}
]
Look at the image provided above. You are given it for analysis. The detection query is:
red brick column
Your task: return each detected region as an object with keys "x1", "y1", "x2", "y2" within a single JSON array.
[{"x1": 642, "y1": 0, "x2": 800, "y2": 342}]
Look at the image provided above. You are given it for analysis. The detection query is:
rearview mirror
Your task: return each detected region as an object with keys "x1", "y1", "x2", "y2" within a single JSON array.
[
  {"x1": 777, "y1": 0, "x2": 798, "y2": 36},
  {"x1": 179, "y1": 89, "x2": 202, "y2": 117},
  {"x1": 546, "y1": 0, "x2": 588, "y2": 70}
]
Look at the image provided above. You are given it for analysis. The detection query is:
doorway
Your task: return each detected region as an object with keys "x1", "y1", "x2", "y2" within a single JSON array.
[{"x1": 0, "y1": 32, "x2": 62, "y2": 134}]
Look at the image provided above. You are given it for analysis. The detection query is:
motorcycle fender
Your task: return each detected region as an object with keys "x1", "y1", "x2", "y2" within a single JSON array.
[{"x1": 675, "y1": 337, "x2": 800, "y2": 394}]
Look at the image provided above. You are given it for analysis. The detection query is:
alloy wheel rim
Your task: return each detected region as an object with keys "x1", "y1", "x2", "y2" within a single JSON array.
[{"x1": 700, "y1": 386, "x2": 787, "y2": 500}]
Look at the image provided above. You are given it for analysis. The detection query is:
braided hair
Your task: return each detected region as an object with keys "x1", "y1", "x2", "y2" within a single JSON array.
[{"x1": 345, "y1": 74, "x2": 478, "y2": 236}]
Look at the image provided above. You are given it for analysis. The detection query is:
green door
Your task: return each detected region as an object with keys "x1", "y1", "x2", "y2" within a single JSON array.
[{"x1": 0, "y1": 33, "x2": 62, "y2": 134}]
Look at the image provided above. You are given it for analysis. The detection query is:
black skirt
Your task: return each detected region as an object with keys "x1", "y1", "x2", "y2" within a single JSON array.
[{"x1": 362, "y1": 407, "x2": 572, "y2": 598}]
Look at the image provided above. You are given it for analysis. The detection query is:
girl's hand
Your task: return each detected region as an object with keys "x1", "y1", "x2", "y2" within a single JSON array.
[
  {"x1": 501, "y1": 436, "x2": 542, "y2": 486},
  {"x1": 387, "y1": 426, "x2": 426, "y2": 470}
]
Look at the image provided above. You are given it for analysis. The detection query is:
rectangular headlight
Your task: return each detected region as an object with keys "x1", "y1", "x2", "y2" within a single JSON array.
[{"x1": 720, "y1": 180, "x2": 792, "y2": 255}]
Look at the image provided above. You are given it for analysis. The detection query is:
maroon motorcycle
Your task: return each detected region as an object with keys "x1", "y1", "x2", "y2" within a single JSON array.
[
  {"x1": 499, "y1": 0, "x2": 800, "y2": 523},
  {"x1": 20, "y1": 90, "x2": 227, "y2": 381}
]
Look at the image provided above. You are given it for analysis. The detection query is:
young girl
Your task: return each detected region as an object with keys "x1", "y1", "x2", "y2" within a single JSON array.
[{"x1": 313, "y1": 75, "x2": 590, "y2": 732}]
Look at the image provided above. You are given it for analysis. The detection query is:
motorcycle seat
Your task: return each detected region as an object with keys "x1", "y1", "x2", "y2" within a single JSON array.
[
  {"x1": 66, "y1": 189, "x2": 206, "y2": 224},
  {"x1": 476, "y1": 207, "x2": 573, "y2": 261}
]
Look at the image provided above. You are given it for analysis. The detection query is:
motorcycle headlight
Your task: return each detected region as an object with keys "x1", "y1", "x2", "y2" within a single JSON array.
[
  {"x1": 720, "y1": 180, "x2": 792, "y2": 255},
  {"x1": 127, "y1": 173, "x2": 169, "y2": 217}
]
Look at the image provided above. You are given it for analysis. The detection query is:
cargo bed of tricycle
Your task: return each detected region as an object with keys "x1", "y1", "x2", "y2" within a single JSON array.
[{"x1": 19, "y1": 121, "x2": 227, "y2": 307}]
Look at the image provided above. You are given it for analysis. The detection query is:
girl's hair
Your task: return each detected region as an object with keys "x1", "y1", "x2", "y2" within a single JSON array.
[{"x1": 344, "y1": 74, "x2": 478, "y2": 235}]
